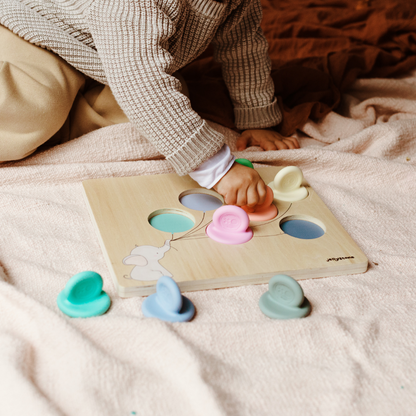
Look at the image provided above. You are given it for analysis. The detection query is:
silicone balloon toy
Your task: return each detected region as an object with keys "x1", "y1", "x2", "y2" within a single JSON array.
[
  {"x1": 235, "y1": 158, "x2": 254, "y2": 169},
  {"x1": 206, "y1": 205, "x2": 253, "y2": 245},
  {"x1": 259, "y1": 274, "x2": 311, "y2": 319},
  {"x1": 57, "y1": 271, "x2": 111, "y2": 318},
  {"x1": 268, "y1": 166, "x2": 308, "y2": 202},
  {"x1": 142, "y1": 276, "x2": 195, "y2": 322},
  {"x1": 241, "y1": 186, "x2": 278, "y2": 221}
]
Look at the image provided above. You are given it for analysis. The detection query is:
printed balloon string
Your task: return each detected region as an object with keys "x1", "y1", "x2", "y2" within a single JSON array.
[
  {"x1": 171, "y1": 212, "x2": 209, "y2": 242},
  {"x1": 253, "y1": 232, "x2": 286, "y2": 238},
  {"x1": 176, "y1": 233, "x2": 208, "y2": 240},
  {"x1": 251, "y1": 203, "x2": 292, "y2": 229},
  {"x1": 174, "y1": 222, "x2": 212, "y2": 241},
  {"x1": 169, "y1": 241, "x2": 179, "y2": 251},
  {"x1": 131, "y1": 236, "x2": 178, "y2": 250},
  {"x1": 171, "y1": 202, "x2": 292, "y2": 243}
]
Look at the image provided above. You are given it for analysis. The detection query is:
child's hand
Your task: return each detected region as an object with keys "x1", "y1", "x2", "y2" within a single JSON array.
[
  {"x1": 236, "y1": 129, "x2": 299, "y2": 151},
  {"x1": 212, "y1": 162, "x2": 267, "y2": 209}
]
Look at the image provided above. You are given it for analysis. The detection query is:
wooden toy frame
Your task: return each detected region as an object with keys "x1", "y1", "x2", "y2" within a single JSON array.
[{"x1": 82, "y1": 167, "x2": 368, "y2": 297}]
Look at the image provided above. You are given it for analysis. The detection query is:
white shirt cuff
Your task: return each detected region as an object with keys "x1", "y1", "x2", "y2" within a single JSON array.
[{"x1": 188, "y1": 144, "x2": 235, "y2": 189}]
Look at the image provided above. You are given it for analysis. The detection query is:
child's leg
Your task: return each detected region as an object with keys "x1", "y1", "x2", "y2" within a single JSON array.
[
  {"x1": 67, "y1": 81, "x2": 130, "y2": 141},
  {"x1": 0, "y1": 25, "x2": 87, "y2": 161},
  {"x1": 0, "y1": 25, "x2": 189, "y2": 162}
]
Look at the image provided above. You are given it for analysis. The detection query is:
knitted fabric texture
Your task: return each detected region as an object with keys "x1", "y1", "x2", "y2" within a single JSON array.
[{"x1": 0, "y1": 0, "x2": 282, "y2": 174}]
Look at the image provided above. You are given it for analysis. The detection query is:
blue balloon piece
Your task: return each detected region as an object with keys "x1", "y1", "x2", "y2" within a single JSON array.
[
  {"x1": 281, "y1": 219, "x2": 324, "y2": 239},
  {"x1": 142, "y1": 276, "x2": 195, "y2": 322},
  {"x1": 155, "y1": 275, "x2": 183, "y2": 313}
]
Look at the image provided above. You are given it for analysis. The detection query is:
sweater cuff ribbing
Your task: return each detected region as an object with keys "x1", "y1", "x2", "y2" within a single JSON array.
[
  {"x1": 167, "y1": 120, "x2": 225, "y2": 176},
  {"x1": 188, "y1": 0, "x2": 226, "y2": 18},
  {"x1": 234, "y1": 97, "x2": 282, "y2": 130}
]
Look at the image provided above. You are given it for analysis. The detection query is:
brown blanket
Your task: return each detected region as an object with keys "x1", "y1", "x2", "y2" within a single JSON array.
[{"x1": 181, "y1": 0, "x2": 416, "y2": 135}]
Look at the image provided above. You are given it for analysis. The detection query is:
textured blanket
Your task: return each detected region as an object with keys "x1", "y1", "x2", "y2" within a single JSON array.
[{"x1": 0, "y1": 68, "x2": 415, "y2": 415}]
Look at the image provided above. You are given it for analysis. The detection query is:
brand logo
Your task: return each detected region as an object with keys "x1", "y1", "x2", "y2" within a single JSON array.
[{"x1": 327, "y1": 256, "x2": 355, "y2": 262}]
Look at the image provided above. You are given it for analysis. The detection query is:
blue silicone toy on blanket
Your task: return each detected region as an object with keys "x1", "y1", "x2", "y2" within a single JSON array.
[{"x1": 142, "y1": 276, "x2": 195, "y2": 322}]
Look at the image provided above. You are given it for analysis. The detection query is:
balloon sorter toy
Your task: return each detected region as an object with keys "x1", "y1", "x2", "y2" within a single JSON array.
[{"x1": 82, "y1": 166, "x2": 368, "y2": 297}]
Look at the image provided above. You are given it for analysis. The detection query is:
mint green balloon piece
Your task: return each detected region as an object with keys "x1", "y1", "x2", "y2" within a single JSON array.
[
  {"x1": 259, "y1": 274, "x2": 311, "y2": 319},
  {"x1": 57, "y1": 271, "x2": 111, "y2": 318},
  {"x1": 149, "y1": 213, "x2": 194, "y2": 233},
  {"x1": 235, "y1": 158, "x2": 254, "y2": 169}
]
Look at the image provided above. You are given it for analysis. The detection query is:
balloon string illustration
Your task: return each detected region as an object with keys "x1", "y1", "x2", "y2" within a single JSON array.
[
  {"x1": 171, "y1": 203, "x2": 292, "y2": 244},
  {"x1": 250, "y1": 203, "x2": 292, "y2": 231},
  {"x1": 175, "y1": 233, "x2": 208, "y2": 240},
  {"x1": 171, "y1": 212, "x2": 210, "y2": 242}
]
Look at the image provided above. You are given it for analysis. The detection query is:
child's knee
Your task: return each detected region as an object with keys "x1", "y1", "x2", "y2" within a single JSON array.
[
  {"x1": 0, "y1": 27, "x2": 86, "y2": 161},
  {"x1": 0, "y1": 133, "x2": 42, "y2": 161},
  {"x1": 0, "y1": 60, "x2": 81, "y2": 161}
]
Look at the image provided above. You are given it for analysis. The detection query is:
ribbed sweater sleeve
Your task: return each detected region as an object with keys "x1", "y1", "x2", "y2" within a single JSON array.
[
  {"x1": 86, "y1": 0, "x2": 225, "y2": 175},
  {"x1": 212, "y1": 0, "x2": 282, "y2": 129},
  {"x1": 1, "y1": 0, "x2": 282, "y2": 174},
  {"x1": 0, "y1": 0, "x2": 107, "y2": 83}
]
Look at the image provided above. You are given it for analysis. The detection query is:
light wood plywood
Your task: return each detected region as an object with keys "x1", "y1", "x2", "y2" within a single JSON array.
[{"x1": 82, "y1": 167, "x2": 368, "y2": 297}]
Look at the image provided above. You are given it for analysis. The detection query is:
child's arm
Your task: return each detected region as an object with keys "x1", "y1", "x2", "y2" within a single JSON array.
[
  {"x1": 212, "y1": 163, "x2": 267, "y2": 208},
  {"x1": 236, "y1": 129, "x2": 300, "y2": 151},
  {"x1": 212, "y1": 0, "x2": 282, "y2": 132},
  {"x1": 88, "y1": 0, "x2": 225, "y2": 176},
  {"x1": 188, "y1": 144, "x2": 267, "y2": 208}
]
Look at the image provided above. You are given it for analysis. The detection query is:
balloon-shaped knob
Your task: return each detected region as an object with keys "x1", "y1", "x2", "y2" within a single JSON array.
[
  {"x1": 259, "y1": 274, "x2": 311, "y2": 319},
  {"x1": 268, "y1": 166, "x2": 308, "y2": 202},
  {"x1": 206, "y1": 205, "x2": 253, "y2": 245},
  {"x1": 235, "y1": 158, "x2": 254, "y2": 169},
  {"x1": 241, "y1": 186, "x2": 278, "y2": 221},
  {"x1": 57, "y1": 271, "x2": 111, "y2": 318},
  {"x1": 155, "y1": 275, "x2": 183, "y2": 313},
  {"x1": 142, "y1": 276, "x2": 195, "y2": 322}
]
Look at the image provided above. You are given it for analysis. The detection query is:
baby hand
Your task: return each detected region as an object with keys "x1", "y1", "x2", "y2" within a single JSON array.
[
  {"x1": 212, "y1": 162, "x2": 267, "y2": 209},
  {"x1": 236, "y1": 129, "x2": 299, "y2": 151}
]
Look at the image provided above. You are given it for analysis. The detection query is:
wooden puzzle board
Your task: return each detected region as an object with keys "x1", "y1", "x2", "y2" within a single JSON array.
[{"x1": 82, "y1": 167, "x2": 368, "y2": 297}]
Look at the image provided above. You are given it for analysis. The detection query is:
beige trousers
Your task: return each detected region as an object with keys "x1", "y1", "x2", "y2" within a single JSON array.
[
  {"x1": 0, "y1": 25, "x2": 188, "y2": 162},
  {"x1": 0, "y1": 25, "x2": 132, "y2": 161}
]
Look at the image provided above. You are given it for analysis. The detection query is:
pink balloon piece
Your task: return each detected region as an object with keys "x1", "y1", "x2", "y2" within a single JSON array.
[
  {"x1": 242, "y1": 186, "x2": 278, "y2": 221},
  {"x1": 206, "y1": 205, "x2": 253, "y2": 245}
]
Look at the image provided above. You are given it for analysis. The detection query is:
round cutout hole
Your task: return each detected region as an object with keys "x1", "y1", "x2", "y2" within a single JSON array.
[
  {"x1": 149, "y1": 209, "x2": 195, "y2": 233},
  {"x1": 280, "y1": 216, "x2": 325, "y2": 240},
  {"x1": 179, "y1": 189, "x2": 223, "y2": 212}
]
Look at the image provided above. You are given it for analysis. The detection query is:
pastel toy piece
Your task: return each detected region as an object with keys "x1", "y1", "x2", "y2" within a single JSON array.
[
  {"x1": 235, "y1": 158, "x2": 254, "y2": 169},
  {"x1": 142, "y1": 276, "x2": 195, "y2": 322},
  {"x1": 268, "y1": 166, "x2": 308, "y2": 202},
  {"x1": 259, "y1": 274, "x2": 311, "y2": 319},
  {"x1": 241, "y1": 186, "x2": 278, "y2": 221},
  {"x1": 206, "y1": 205, "x2": 253, "y2": 245},
  {"x1": 57, "y1": 271, "x2": 111, "y2": 318}
]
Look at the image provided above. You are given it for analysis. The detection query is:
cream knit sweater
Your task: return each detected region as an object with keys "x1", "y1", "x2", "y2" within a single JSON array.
[{"x1": 0, "y1": 0, "x2": 282, "y2": 174}]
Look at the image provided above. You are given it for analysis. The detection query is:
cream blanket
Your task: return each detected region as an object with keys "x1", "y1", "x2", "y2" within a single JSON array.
[{"x1": 0, "y1": 71, "x2": 415, "y2": 415}]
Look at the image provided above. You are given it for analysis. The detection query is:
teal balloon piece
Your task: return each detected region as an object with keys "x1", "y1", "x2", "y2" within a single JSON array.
[
  {"x1": 142, "y1": 276, "x2": 195, "y2": 322},
  {"x1": 259, "y1": 274, "x2": 311, "y2": 319},
  {"x1": 235, "y1": 158, "x2": 254, "y2": 169},
  {"x1": 57, "y1": 271, "x2": 111, "y2": 318},
  {"x1": 149, "y1": 213, "x2": 194, "y2": 233}
]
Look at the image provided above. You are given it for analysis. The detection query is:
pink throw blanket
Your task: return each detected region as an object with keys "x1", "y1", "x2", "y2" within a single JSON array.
[{"x1": 0, "y1": 72, "x2": 415, "y2": 415}]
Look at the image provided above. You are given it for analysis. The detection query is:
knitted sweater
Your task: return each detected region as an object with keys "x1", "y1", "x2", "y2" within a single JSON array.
[{"x1": 0, "y1": 0, "x2": 282, "y2": 175}]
